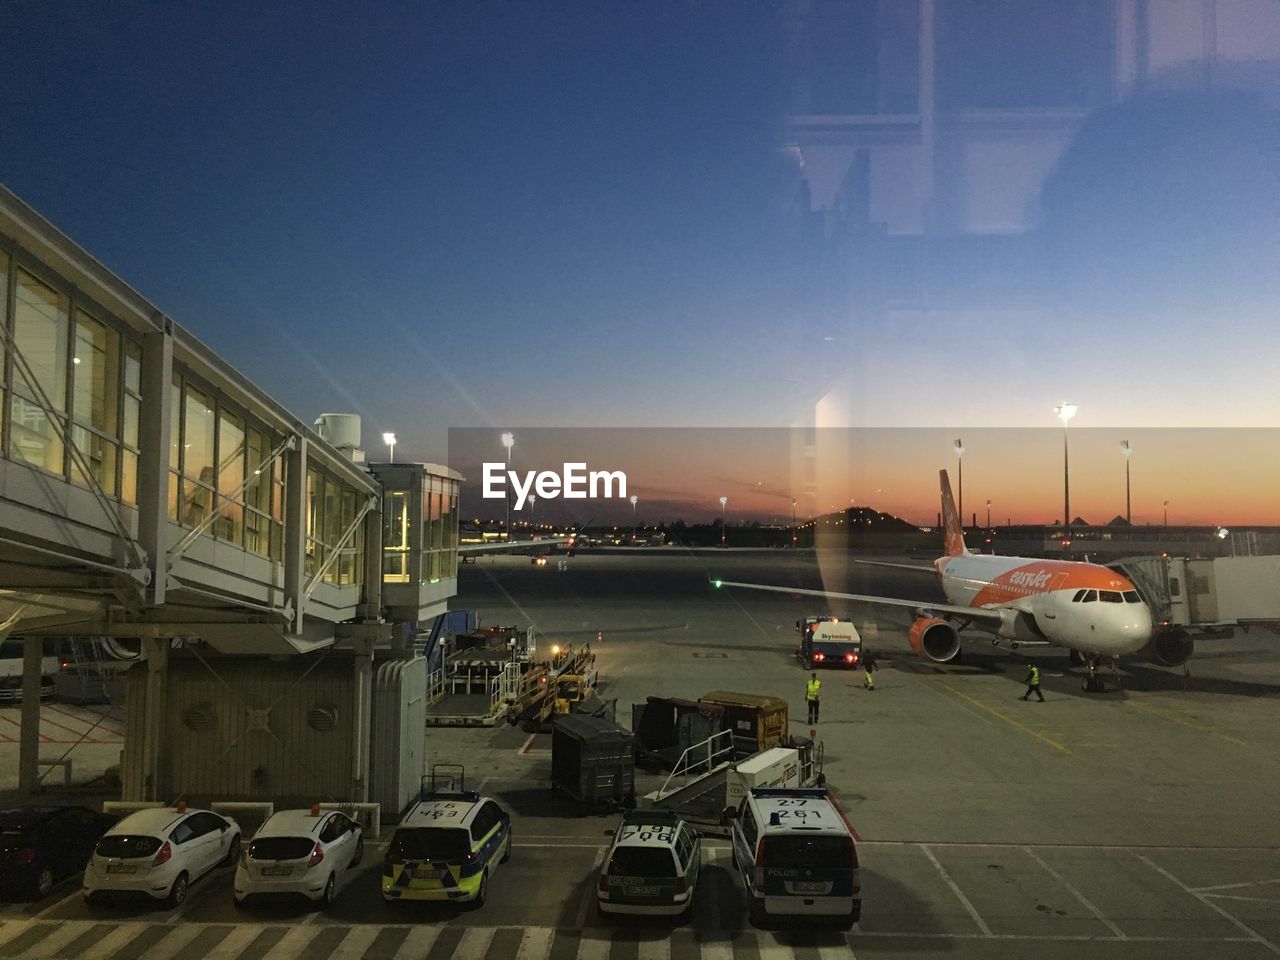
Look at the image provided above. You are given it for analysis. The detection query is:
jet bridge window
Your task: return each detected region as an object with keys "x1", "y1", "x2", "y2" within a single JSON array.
[
  {"x1": 1080, "y1": 590, "x2": 1097, "y2": 602},
  {"x1": 1099, "y1": 591, "x2": 1123, "y2": 603},
  {"x1": 1123, "y1": 591, "x2": 1141, "y2": 603}
]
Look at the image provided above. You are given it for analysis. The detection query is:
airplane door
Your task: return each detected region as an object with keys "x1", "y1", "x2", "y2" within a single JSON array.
[{"x1": 1040, "y1": 574, "x2": 1070, "y2": 620}]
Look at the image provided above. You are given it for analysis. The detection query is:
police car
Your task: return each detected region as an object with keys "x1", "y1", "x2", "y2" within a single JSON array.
[
  {"x1": 382, "y1": 788, "x2": 511, "y2": 907},
  {"x1": 726, "y1": 787, "x2": 860, "y2": 929},
  {"x1": 597, "y1": 809, "x2": 701, "y2": 917}
]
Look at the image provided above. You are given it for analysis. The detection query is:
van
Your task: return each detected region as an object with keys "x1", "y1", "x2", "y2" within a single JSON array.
[{"x1": 725, "y1": 787, "x2": 860, "y2": 929}]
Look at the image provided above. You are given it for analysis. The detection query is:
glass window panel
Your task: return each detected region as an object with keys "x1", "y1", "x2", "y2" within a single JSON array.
[
  {"x1": 121, "y1": 449, "x2": 138, "y2": 505},
  {"x1": 324, "y1": 477, "x2": 342, "y2": 584},
  {"x1": 216, "y1": 497, "x2": 244, "y2": 545},
  {"x1": 69, "y1": 425, "x2": 118, "y2": 496},
  {"x1": 217, "y1": 410, "x2": 245, "y2": 498},
  {"x1": 13, "y1": 270, "x2": 69, "y2": 412},
  {"x1": 245, "y1": 429, "x2": 269, "y2": 513},
  {"x1": 169, "y1": 376, "x2": 182, "y2": 471},
  {"x1": 123, "y1": 395, "x2": 140, "y2": 449},
  {"x1": 8, "y1": 395, "x2": 65, "y2": 473},
  {"x1": 0, "y1": 249, "x2": 9, "y2": 385},
  {"x1": 124, "y1": 341, "x2": 141, "y2": 394},
  {"x1": 245, "y1": 509, "x2": 269, "y2": 557},
  {"x1": 182, "y1": 385, "x2": 215, "y2": 484},
  {"x1": 72, "y1": 310, "x2": 120, "y2": 436},
  {"x1": 181, "y1": 478, "x2": 212, "y2": 527},
  {"x1": 383, "y1": 491, "x2": 410, "y2": 582},
  {"x1": 168, "y1": 471, "x2": 180, "y2": 521},
  {"x1": 271, "y1": 457, "x2": 284, "y2": 522}
]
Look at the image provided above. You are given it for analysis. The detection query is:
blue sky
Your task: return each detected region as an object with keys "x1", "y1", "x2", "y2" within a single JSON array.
[{"x1": 3, "y1": 2, "x2": 1279, "y2": 466}]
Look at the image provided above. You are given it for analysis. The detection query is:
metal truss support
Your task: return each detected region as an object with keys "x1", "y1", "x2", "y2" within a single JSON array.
[{"x1": 301, "y1": 496, "x2": 377, "y2": 608}]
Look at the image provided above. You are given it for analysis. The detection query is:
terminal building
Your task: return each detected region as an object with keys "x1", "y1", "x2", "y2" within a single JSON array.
[{"x1": 0, "y1": 185, "x2": 461, "y2": 816}]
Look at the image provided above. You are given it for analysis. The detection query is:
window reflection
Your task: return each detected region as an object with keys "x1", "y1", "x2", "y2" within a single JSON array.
[{"x1": 8, "y1": 269, "x2": 69, "y2": 474}]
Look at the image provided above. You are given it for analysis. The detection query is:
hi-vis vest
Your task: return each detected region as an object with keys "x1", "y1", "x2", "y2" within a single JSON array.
[
  {"x1": 1029, "y1": 665, "x2": 1041, "y2": 685},
  {"x1": 806, "y1": 678, "x2": 822, "y2": 701}
]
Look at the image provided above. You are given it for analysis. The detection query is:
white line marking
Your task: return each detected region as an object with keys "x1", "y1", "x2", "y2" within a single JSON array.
[
  {"x1": 574, "y1": 847, "x2": 606, "y2": 929},
  {"x1": 135, "y1": 924, "x2": 205, "y2": 960},
  {"x1": 329, "y1": 926, "x2": 381, "y2": 960},
  {"x1": 515, "y1": 927, "x2": 554, "y2": 960},
  {"x1": 205, "y1": 925, "x2": 263, "y2": 960},
  {"x1": 1203, "y1": 893, "x2": 1280, "y2": 904},
  {"x1": 919, "y1": 843, "x2": 992, "y2": 936},
  {"x1": 700, "y1": 936, "x2": 733, "y2": 960},
  {"x1": 1194, "y1": 878, "x2": 1280, "y2": 893},
  {"x1": 1023, "y1": 845, "x2": 1126, "y2": 939},
  {"x1": 1131, "y1": 850, "x2": 1280, "y2": 956},
  {"x1": 393, "y1": 925, "x2": 440, "y2": 959},
  {"x1": 636, "y1": 936, "x2": 671, "y2": 960},
  {"x1": 452, "y1": 927, "x2": 496, "y2": 960},
  {"x1": 575, "y1": 932, "x2": 611, "y2": 960},
  {"x1": 24, "y1": 922, "x2": 92, "y2": 959}
]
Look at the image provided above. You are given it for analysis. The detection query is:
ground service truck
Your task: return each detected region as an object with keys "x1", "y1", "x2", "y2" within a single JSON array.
[{"x1": 796, "y1": 617, "x2": 863, "y2": 669}]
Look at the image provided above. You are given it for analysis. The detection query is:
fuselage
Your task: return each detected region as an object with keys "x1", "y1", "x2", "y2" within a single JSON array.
[{"x1": 934, "y1": 553, "x2": 1153, "y2": 656}]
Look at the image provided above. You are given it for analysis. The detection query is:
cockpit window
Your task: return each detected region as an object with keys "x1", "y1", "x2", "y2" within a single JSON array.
[
  {"x1": 1122, "y1": 591, "x2": 1141, "y2": 603},
  {"x1": 1071, "y1": 589, "x2": 1086, "y2": 602},
  {"x1": 1099, "y1": 591, "x2": 1123, "y2": 603},
  {"x1": 1081, "y1": 590, "x2": 1097, "y2": 602}
]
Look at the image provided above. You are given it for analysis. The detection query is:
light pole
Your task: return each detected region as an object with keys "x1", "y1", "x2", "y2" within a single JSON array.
[
  {"x1": 719, "y1": 496, "x2": 728, "y2": 547},
  {"x1": 953, "y1": 438, "x2": 965, "y2": 529},
  {"x1": 1163, "y1": 499, "x2": 1169, "y2": 527},
  {"x1": 630, "y1": 494, "x2": 638, "y2": 523},
  {"x1": 791, "y1": 497, "x2": 798, "y2": 547},
  {"x1": 382, "y1": 432, "x2": 397, "y2": 464},
  {"x1": 1054, "y1": 403, "x2": 1077, "y2": 528},
  {"x1": 986, "y1": 498, "x2": 991, "y2": 528},
  {"x1": 1120, "y1": 440, "x2": 1133, "y2": 524},
  {"x1": 528, "y1": 494, "x2": 536, "y2": 527},
  {"x1": 501, "y1": 431, "x2": 515, "y2": 541}
]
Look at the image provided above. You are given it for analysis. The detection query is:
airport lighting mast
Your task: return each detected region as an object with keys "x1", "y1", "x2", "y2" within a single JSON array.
[
  {"x1": 1054, "y1": 403, "x2": 1077, "y2": 528},
  {"x1": 1121, "y1": 440, "x2": 1133, "y2": 524},
  {"x1": 382, "y1": 432, "x2": 397, "y2": 464},
  {"x1": 501, "y1": 431, "x2": 515, "y2": 541},
  {"x1": 719, "y1": 496, "x2": 728, "y2": 547},
  {"x1": 953, "y1": 438, "x2": 965, "y2": 530}
]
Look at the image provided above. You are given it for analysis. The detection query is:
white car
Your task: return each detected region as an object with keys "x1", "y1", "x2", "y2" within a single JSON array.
[
  {"x1": 234, "y1": 808, "x2": 363, "y2": 908},
  {"x1": 83, "y1": 806, "x2": 241, "y2": 907}
]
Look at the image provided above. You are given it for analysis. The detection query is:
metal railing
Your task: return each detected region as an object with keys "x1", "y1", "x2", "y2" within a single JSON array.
[{"x1": 654, "y1": 729, "x2": 735, "y2": 801}]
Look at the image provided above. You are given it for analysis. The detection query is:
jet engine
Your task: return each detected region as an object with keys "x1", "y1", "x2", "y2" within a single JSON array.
[
  {"x1": 907, "y1": 617, "x2": 961, "y2": 663},
  {"x1": 1140, "y1": 628, "x2": 1194, "y2": 667}
]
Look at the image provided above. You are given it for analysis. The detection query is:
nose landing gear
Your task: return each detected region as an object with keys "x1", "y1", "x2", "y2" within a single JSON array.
[{"x1": 1080, "y1": 655, "x2": 1122, "y2": 693}]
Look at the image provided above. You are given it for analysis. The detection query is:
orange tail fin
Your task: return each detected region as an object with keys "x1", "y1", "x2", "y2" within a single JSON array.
[{"x1": 940, "y1": 469, "x2": 968, "y2": 557}]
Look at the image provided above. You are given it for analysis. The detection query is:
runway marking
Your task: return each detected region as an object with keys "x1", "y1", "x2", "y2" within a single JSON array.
[
  {"x1": 932, "y1": 682, "x2": 1073, "y2": 755},
  {"x1": 1194, "y1": 878, "x2": 1280, "y2": 893},
  {"x1": 1022, "y1": 845, "x2": 1126, "y2": 939},
  {"x1": 1130, "y1": 850, "x2": 1280, "y2": 956},
  {"x1": 1125, "y1": 701, "x2": 1249, "y2": 748},
  {"x1": 918, "y1": 843, "x2": 992, "y2": 936}
]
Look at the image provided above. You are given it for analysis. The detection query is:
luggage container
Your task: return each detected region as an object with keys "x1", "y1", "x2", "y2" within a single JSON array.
[
  {"x1": 698, "y1": 692, "x2": 789, "y2": 758},
  {"x1": 551, "y1": 715, "x2": 636, "y2": 807},
  {"x1": 631, "y1": 697, "x2": 726, "y2": 770}
]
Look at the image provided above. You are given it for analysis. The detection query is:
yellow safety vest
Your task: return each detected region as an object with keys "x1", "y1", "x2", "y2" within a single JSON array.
[
  {"x1": 1029, "y1": 665, "x2": 1040, "y2": 685},
  {"x1": 806, "y1": 678, "x2": 821, "y2": 700}
]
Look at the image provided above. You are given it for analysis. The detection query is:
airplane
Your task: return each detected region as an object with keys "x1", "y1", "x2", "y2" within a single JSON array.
[{"x1": 713, "y1": 470, "x2": 1164, "y2": 692}]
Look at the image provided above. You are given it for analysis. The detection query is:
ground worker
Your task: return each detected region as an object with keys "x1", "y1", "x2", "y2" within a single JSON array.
[
  {"x1": 806, "y1": 672, "x2": 822, "y2": 723},
  {"x1": 1019, "y1": 661, "x2": 1045, "y2": 702},
  {"x1": 862, "y1": 650, "x2": 878, "y2": 691}
]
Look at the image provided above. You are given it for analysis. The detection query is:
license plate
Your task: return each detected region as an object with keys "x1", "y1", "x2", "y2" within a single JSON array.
[
  {"x1": 261, "y1": 866, "x2": 293, "y2": 877},
  {"x1": 791, "y1": 880, "x2": 827, "y2": 893},
  {"x1": 622, "y1": 884, "x2": 659, "y2": 896},
  {"x1": 414, "y1": 866, "x2": 444, "y2": 880},
  {"x1": 106, "y1": 864, "x2": 137, "y2": 875}
]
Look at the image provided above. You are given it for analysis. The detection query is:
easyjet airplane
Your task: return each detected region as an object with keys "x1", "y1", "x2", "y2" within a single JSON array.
[{"x1": 714, "y1": 470, "x2": 1160, "y2": 686}]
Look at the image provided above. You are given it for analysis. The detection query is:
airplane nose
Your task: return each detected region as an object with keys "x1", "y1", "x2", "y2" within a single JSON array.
[{"x1": 1126, "y1": 606, "x2": 1153, "y2": 636}]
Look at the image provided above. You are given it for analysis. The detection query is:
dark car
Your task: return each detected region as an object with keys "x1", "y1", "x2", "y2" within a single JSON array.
[{"x1": 0, "y1": 806, "x2": 118, "y2": 900}]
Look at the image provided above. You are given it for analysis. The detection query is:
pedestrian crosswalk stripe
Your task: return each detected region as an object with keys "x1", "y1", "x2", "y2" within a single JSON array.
[
  {"x1": 390, "y1": 923, "x2": 438, "y2": 959},
  {"x1": 514, "y1": 925, "x2": 554, "y2": 960},
  {"x1": 204, "y1": 924, "x2": 261, "y2": 959},
  {"x1": 329, "y1": 925, "x2": 381, "y2": 960},
  {"x1": 451, "y1": 927, "x2": 495, "y2": 960}
]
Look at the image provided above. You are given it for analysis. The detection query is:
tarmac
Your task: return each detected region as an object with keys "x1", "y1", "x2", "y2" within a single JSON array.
[{"x1": 2, "y1": 548, "x2": 1278, "y2": 959}]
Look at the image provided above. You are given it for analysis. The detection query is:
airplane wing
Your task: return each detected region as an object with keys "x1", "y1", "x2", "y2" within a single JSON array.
[
  {"x1": 458, "y1": 537, "x2": 571, "y2": 554},
  {"x1": 847, "y1": 557, "x2": 936, "y2": 573},
  {"x1": 710, "y1": 578, "x2": 1005, "y2": 624}
]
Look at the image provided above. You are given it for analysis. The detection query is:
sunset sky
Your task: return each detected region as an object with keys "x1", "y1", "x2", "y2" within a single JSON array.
[{"x1": 450, "y1": 427, "x2": 1280, "y2": 526}]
